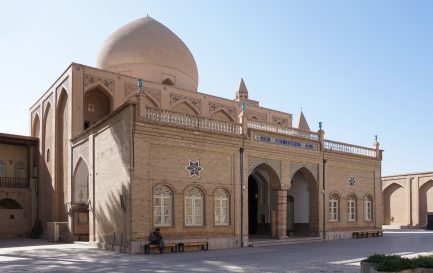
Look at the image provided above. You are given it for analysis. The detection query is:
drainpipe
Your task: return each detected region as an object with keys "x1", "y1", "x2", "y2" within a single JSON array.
[
  {"x1": 322, "y1": 158, "x2": 327, "y2": 240},
  {"x1": 240, "y1": 147, "x2": 244, "y2": 247},
  {"x1": 239, "y1": 103, "x2": 247, "y2": 247},
  {"x1": 319, "y1": 123, "x2": 326, "y2": 240}
]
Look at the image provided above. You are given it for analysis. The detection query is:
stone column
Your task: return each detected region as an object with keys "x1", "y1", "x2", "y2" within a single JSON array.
[
  {"x1": 239, "y1": 111, "x2": 248, "y2": 136},
  {"x1": 275, "y1": 189, "x2": 288, "y2": 239},
  {"x1": 318, "y1": 129, "x2": 325, "y2": 151},
  {"x1": 411, "y1": 177, "x2": 420, "y2": 226},
  {"x1": 88, "y1": 133, "x2": 96, "y2": 244},
  {"x1": 373, "y1": 140, "x2": 381, "y2": 160}
]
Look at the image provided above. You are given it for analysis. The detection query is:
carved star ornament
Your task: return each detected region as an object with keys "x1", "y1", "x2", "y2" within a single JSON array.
[{"x1": 186, "y1": 160, "x2": 203, "y2": 177}]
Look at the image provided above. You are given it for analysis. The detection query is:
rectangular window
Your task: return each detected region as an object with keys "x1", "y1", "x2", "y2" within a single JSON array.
[
  {"x1": 215, "y1": 198, "x2": 229, "y2": 225},
  {"x1": 185, "y1": 196, "x2": 203, "y2": 226},
  {"x1": 348, "y1": 200, "x2": 356, "y2": 221},
  {"x1": 364, "y1": 200, "x2": 372, "y2": 221},
  {"x1": 154, "y1": 196, "x2": 172, "y2": 226},
  {"x1": 329, "y1": 199, "x2": 338, "y2": 221}
]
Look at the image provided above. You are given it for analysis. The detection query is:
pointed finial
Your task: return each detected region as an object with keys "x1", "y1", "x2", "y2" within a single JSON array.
[
  {"x1": 298, "y1": 111, "x2": 311, "y2": 131},
  {"x1": 146, "y1": 8, "x2": 149, "y2": 16},
  {"x1": 375, "y1": 135, "x2": 378, "y2": 142},
  {"x1": 301, "y1": 106, "x2": 303, "y2": 112},
  {"x1": 236, "y1": 78, "x2": 249, "y2": 100},
  {"x1": 319, "y1": 122, "x2": 322, "y2": 130}
]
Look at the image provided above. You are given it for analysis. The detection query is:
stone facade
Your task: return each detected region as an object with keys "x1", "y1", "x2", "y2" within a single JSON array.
[
  {"x1": 27, "y1": 16, "x2": 382, "y2": 253},
  {"x1": 0, "y1": 133, "x2": 38, "y2": 237},
  {"x1": 382, "y1": 172, "x2": 433, "y2": 227}
]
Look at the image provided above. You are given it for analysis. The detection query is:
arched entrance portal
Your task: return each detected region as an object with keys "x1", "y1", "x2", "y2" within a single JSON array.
[
  {"x1": 71, "y1": 158, "x2": 90, "y2": 241},
  {"x1": 287, "y1": 168, "x2": 319, "y2": 237},
  {"x1": 248, "y1": 163, "x2": 280, "y2": 238}
]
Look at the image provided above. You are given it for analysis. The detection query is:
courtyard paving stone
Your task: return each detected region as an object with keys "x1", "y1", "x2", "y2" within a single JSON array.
[{"x1": 1, "y1": 230, "x2": 433, "y2": 273}]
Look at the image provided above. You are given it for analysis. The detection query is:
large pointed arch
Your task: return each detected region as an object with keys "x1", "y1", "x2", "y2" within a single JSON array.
[
  {"x1": 383, "y1": 182, "x2": 406, "y2": 225},
  {"x1": 248, "y1": 162, "x2": 282, "y2": 238},
  {"x1": 72, "y1": 157, "x2": 89, "y2": 203},
  {"x1": 248, "y1": 158, "x2": 281, "y2": 181},
  {"x1": 83, "y1": 84, "x2": 113, "y2": 129},
  {"x1": 42, "y1": 102, "x2": 52, "y2": 160},
  {"x1": 287, "y1": 167, "x2": 319, "y2": 236},
  {"x1": 419, "y1": 180, "x2": 433, "y2": 226},
  {"x1": 55, "y1": 88, "x2": 69, "y2": 221},
  {"x1": 41, "y1": 101, "x2": 54, "y2": 223},
  {"x1": 32, "y1": 113, "x2": 40, "y2": 138}
]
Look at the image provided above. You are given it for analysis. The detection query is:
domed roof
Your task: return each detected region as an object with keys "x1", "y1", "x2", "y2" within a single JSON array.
[{"x1": 96, "y1": 16, "x2": 199, "y2": 91}]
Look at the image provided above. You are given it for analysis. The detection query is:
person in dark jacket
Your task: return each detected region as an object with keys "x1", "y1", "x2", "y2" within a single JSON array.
[{"x1": 149, "y1": 228, "x2": 164, "y2": 253}]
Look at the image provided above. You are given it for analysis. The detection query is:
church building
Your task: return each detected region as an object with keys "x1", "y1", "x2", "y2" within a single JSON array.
[{"x1": 29, "y1": 16, "x2": 382, "y2": 253}]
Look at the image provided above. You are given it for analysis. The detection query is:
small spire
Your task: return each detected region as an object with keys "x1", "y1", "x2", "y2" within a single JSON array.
[
  {"x1": 298, "y1": 110, "x2": 311, "y2": 131},
  {"x1": 146, "y1": 8, "x2": 150, "y2": 17},
  {"x1": 236, "y1": 78, "x2": 248, "y2": 100}
]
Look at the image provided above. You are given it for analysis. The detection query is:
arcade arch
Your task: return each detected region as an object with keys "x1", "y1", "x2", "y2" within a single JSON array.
[
  {"x1": 248, "y1": 163, "x2": 280, "y2": 238},
  {"x1": 419, "y1": 180, "x2": 433, "y2": 226},
  {"x1": 287, "y1": 167, "x2": 319, "y2": 236},
  {"x1": 383, "y1": 183, "x2": 406, "y2": 225}
]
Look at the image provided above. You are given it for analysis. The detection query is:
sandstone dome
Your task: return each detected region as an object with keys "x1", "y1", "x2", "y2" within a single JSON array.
[{"x1": 96, "y1": 16, "x2": 199, "y2": 91}]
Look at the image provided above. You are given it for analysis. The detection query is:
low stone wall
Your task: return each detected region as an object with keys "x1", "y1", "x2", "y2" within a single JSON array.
[
  {"x1": 324, "y1": 230, "x2": 354, "y2": 240},
  {"x1": 130, "y1": 236, "x2": 239, "y2": 254}
]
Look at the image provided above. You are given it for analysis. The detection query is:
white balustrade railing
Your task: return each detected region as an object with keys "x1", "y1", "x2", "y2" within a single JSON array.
[
  {"x1": 144, "y1": 107, "x2": 241, "y2": 135},
  {"x1": 247, "y1": 120, "x2": 320, "y2": 141},
  {"x1": 324, "y1": 140, "x2": 376, "y2": 157},
  {"x1": 144, "y1": 108, "x2": 376, "y2": 157}
]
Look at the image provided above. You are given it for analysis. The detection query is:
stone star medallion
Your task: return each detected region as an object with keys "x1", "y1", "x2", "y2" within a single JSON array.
[
  {"x1": 186, "y1": 160, "x2": 203, "y2": 177},
  {"x1": 348, "y1": 176, "x2": 357, "y2": 187}
]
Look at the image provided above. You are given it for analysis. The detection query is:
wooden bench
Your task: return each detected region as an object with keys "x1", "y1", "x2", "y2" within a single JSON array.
[
  {"x1": 177, "y1": 241, "x2": 208, "y2": 252},
  {"x1": 353, "y1": 230, "x2": 383, "y2": 238},
  {"x1": 144, "y1": 242, "x2": 177, "y2": 254}
]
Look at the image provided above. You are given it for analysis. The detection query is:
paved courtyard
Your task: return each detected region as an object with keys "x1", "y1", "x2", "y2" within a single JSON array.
[{"x1": 1, "y1": 230, "x2": 433, "y2": 273}]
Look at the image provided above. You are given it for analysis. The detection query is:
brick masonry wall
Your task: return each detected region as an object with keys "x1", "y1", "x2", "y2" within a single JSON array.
[
  {"x1": 92, "y1": 106, "x2": 132, "y2": 248},
  {"x1": 131, "y1": 122, "x2": 241, "y2": 244},
  {"x1": 0, "y1": 189, "x2": 32, "y2": 236}
]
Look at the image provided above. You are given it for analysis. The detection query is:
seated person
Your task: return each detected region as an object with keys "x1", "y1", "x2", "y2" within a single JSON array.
[{"x1": 149, "y1": 228, "x2": 164, "y2": 254}]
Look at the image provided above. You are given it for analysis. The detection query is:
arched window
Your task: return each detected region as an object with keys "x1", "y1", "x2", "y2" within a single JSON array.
[
  {"x1": 347, "y1": 194, "x2": 357, "y2": 221},
  {"x1": 83, "y1": 87, "x2": 111, "y2": 129},
  {"x1": 0, "y1": 160, "x2": 5, "y2": 177},
  {"x1": 214, "y1": 189, "x2": 229, "y2": 226},
  {"x1": 185, "y1": 187, "x2": 203, "y2": 226},
  {"x1": 329, "y1": 193, "x2": 339, "y2": 222},
  {"x1": 0, "y1": 198, "x2": 22, "y2": 209},
  {"x1": 15, "y1": 162, "x2": 26, "y2": 178},
  {"x1": 364, "y1": 195, "x2": 373, "y2": 221},
  {"x1": 153, "y1": 185, "x2": 173, "y2": 226}
]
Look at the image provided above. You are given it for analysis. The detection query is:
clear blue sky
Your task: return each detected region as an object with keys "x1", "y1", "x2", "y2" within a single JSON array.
[{"x1": 0, "y1": 0, "x2": 432, "y2": 176}]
